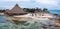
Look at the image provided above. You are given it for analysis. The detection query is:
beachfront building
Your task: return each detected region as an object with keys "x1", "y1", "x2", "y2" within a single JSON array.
[{"x1": 5, "y1": 4, "x2": 27, "y2": 16}]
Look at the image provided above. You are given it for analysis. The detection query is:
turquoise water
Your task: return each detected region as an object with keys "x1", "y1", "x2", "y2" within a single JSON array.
[
  {"x1": 0, "y1": 16, "x2": 56, "y2": 29},
  {"x1": 0, "y1": 10, "x2": 60, "y2": 29},
  {"x1": 49, "y1": 10, "x2": 60, "y2": 15},
  {"x1": 0, "y1": 16, "x2": 8, "y2": 23}
]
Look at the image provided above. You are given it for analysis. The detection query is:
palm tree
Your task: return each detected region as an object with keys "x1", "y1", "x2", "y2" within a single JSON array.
[
  {"x1": 24, "y1": 8, "x2": 36, "y2": 16},
  {"x1": 43, "y1": 8, "x2": 49, "y2": 13},
  {"x1": 35, "y1": 8, "x2": 42, "y2": 12}
]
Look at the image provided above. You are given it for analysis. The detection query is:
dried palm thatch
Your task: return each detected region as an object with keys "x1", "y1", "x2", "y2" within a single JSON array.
[{"x1": 5, "y1": 4, "x2": 27, "y2": 15}]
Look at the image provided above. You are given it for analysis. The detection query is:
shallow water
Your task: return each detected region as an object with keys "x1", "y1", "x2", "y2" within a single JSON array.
[
  {"x1": 49, "y1": 10, "x2": 60, "y2": 15},
  {"x1": 0, "y1": 16, "x2": 56, "y2": 29},
  {"x1": 0, "y1": 16, "x2": 8, "y2": 23}
]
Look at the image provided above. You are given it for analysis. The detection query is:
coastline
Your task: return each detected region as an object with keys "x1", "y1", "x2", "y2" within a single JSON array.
[
  {"x1": 49, "y1": 10, "x2": 60, "y2": 15},
  {"x1": 0, "y1": 13, "x2": 4, "y2": 16}
]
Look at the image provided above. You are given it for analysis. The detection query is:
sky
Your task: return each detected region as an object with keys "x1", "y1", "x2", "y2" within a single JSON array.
[{"x1": 0, "y1": 0, "x2": 60, "y2": 10}]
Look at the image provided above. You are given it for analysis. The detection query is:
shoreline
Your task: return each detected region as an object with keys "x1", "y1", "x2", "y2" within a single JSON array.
[{"x1": 0, "y1": 13, "x2": 4, "y2": 16}]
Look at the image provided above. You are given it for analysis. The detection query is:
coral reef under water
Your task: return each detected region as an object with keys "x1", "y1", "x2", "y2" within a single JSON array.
[{"x1": 0, "y1": 18, "x2": 56, "y2": 29}]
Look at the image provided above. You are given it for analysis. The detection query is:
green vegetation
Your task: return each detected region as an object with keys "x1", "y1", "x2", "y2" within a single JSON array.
[
  {"x1": 43, "y1": 8, "x2": 49, "y2": 13},
  {"x1": 23, "y1": 8, "x2": 49, "y2": 16},
  {"x1": 0, "y1": 8, "x2": 49, "y2": 13},
  {"x1": 23, "y1": 8, "x2": 49, "y2": 13},
  {"x1": 0, "y1": 9, "x2": 9, "y2": 13},
  {"x1": 23, "y1": 8, "x2": 36, "y2": 13}
]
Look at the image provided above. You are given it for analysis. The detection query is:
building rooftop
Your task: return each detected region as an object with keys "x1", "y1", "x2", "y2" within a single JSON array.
[{"x1": 6, "y1": 4, "x2": 27, "y2": 14}]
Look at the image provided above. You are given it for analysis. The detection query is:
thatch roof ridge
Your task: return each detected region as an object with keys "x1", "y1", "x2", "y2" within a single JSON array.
[{"x1": 6, "y1": 4, "x2": 27, "y2": 14}]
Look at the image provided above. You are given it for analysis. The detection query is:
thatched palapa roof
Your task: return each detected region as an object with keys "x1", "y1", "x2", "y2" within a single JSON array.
[{"x1": 6, "y1": 4, "x2": 27, "y2": 14}]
